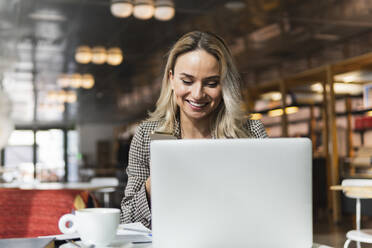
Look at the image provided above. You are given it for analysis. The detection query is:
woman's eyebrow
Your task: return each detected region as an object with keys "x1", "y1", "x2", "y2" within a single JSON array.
[
  {"x1": 179, "y1": 73, "x2": 220, "y2": 81},
  {"x1": 203, "y1": 75, "x2": 220, "y2": 81},
  {"x1": 179, "y1": 73, "x2": 194, "y2": 79}
]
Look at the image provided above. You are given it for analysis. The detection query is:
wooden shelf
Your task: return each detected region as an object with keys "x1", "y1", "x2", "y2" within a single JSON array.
[
  {"x1": 264, "y1": 117, "x2": 322, "y2": 128},
  {"x1": 336, "y1": 107, "x2": 372, "y2": 117},
  {"x1": 354, "y1": 128, "x2": 372, "y2": 132}
]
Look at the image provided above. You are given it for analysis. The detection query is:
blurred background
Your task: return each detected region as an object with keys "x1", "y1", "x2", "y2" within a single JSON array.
[{"x1": 1, "y1": 0, "x2": 372, "y2": 246}]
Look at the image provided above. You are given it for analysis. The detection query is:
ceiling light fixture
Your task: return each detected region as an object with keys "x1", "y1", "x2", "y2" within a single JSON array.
[
  {"x1": 47, "y1": 90, "x2": 77, "y2": 104},
  {"x1": 29, "y1": 9, "x2": 66, "y2": 22},
  {"x1": 91, "y1": 46, "x2": 107, "y2": 64},
  {"x1": 57, "y1": 74, "x2": 71, "y2": 88},
  {"x1": 111, "y1": 0, "x2": 175, "y2": 21},
  {"x1": 110, "y1": 0, "x2": 134, "y2": 18},
  {"x1": 81, "y1": 74, "x2": 95, "y2": 89},
  {"x1": 75, "y1": 45, "x2": 123, "y2": 66},
  {"x1": 56, "y1": 73, "x2": 95, "y2": 89},
  {"x1": 57, "y1": 90, "x2": 67, "y2": 102},
  {"x1": 70, "y1": 74, "x2": 82, "y2": 88},
  {"x1": 65, "y1": 91, "x2": 77, "y2": 103},
  {"x1": 75, "y1": 46, "x2": 92, "y2": 64},
  {"x1": 154, "y1": 0, "x2": 175, "y2": 21},
  {"x1": 224, "y1": 0, "x2": 246, "y2": 11},
  {"x1": 47, "y1": 91, "x2": 58, "y2": 101},
  {"x1": 133, "y1": 0, "x2": 155, "y2": 20},
  {"x1": 107, "y1": 47, "x2": 123, "y2": 66}
]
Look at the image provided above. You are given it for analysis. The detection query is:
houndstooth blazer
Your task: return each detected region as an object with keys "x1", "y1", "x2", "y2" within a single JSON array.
[{"x1": 120, "y1": 118, "x2": 268, "y2": 228}]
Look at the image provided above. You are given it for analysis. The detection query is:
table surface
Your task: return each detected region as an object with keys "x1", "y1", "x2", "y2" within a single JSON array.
[
  {"x1": 129, "y1": 244, "x2": 331, "y2": 248},
  {"x1": 54, "y1": 241, "x2": 333, "y2": 248},
  {"x1": 0, "y1": 181, "x2": 118, "y2": 190},
  {"x1": 0, "y1": 236, "x2": 332, "y2": 248}
]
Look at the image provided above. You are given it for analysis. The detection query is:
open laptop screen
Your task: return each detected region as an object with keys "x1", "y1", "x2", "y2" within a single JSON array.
[{"x1": 151, "y1": 138, "x2": 312, "y2": 248}]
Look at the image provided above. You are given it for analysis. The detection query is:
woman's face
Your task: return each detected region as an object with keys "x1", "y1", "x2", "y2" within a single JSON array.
[{"x1": 170, "y1": 49, "x2": 222, "y2": 123}]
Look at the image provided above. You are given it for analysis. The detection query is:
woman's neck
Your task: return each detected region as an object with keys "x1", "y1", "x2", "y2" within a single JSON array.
[{"x1": 180, "y1": 114, "x2": 212, "y2": 139}]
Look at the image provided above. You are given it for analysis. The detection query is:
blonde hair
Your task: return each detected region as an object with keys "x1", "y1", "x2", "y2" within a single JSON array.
[{"x1": 148, "y1": 31, "x2": 250, "y2": 138}]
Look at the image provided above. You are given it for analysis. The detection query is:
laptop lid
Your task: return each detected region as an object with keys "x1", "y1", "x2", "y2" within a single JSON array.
[{"x1": 151, "y1": 138, "x2": 312, "y2": 248}]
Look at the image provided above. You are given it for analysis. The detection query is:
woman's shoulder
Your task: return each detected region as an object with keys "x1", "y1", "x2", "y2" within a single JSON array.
[
  {"x1": 244, "y1": 119, "x2": 268, "y2": 138},
  {"x1": 131, "y1": 120, "x2": 163, "y2": 148},
  {"x1": 136, "y1": 119, "x2": 163, "y2": 135},
  {"x1": 138, "y1": 119, "x2": 162, "y2": 130}
]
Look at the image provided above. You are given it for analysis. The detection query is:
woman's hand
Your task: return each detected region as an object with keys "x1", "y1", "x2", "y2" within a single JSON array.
[{"x1": 145, "y1": 177, "x2": 151, "y2": 198}]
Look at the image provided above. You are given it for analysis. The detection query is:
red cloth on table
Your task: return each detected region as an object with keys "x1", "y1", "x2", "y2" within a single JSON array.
[{"x1": 0, "y1": 188, "x2": 96, "y2": 238}]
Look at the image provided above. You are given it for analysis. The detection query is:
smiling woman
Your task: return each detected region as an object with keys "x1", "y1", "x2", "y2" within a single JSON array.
[
  {"x1": 169, "y1": 49, "x2": 222, "y2": 138},
  {"x1": 120, "y1": 31, "x2": 268, "y2": 228}
]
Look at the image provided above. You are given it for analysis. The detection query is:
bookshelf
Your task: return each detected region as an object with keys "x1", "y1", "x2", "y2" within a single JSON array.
[{"x1": 245, "y1": 53, "x2": 372, "y2": 223}]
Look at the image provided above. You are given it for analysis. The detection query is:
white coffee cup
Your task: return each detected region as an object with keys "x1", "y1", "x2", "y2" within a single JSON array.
[{"x1": 58, "y1": 208, "x2": 120, "y2": 246}]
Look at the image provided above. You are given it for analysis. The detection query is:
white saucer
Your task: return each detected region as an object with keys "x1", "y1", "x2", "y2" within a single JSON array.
[{"x1": 59, "y1": 240, "x2": 134, "y2": 248}]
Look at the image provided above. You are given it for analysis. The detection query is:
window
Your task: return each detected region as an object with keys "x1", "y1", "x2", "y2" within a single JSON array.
[
  {"x1": 2, "y1": 128, "x2": 78, "y2": 183},
  {"x1": 36, "y1": 129, "x2": 65, "y2": 182},
  {"x1": 5, "y1": 130, "x2": 34, "y2": 182}
]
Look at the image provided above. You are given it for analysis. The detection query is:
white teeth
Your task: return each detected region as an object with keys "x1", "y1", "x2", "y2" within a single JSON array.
[{"x1": 188, "y1": 101, "x2": 208, "y2": 107}]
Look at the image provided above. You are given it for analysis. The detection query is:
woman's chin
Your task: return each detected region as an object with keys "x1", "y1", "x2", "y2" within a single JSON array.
[{"x1": 182, "y1": 111, "x2": 212, "y2": 122}]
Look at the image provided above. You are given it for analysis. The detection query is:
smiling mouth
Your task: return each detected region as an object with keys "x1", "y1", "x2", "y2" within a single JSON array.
[{"x1": 186, "y1": 100, "x2": 209, "y2": 108}]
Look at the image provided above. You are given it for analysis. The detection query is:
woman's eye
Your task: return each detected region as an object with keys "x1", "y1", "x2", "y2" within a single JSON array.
[
  {"x1": 206, "y1": 81, "x2": 219, "y2": 88},
  {"x1": 182, "y1": 80, "x2": 193, "y2": 85}
]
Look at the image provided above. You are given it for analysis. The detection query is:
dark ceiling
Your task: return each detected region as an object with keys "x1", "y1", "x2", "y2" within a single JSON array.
[{"x1": 1, "y1": 0, "x2": 372, "y2": 125}]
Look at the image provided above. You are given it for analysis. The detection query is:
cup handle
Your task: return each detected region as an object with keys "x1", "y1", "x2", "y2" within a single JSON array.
[{"x1": 58, "y1": 213, "x2": 76, "y2": 234}]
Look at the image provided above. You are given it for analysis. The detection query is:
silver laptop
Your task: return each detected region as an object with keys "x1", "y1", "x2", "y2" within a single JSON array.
[{"x1": 150, "y1": 138, "x2": 312, "y2": 248}]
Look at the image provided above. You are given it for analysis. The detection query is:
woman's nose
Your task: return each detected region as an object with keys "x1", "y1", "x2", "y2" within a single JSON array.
[{"x1": 190, "y1": 82, "x2": 203, "y2": 99}]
